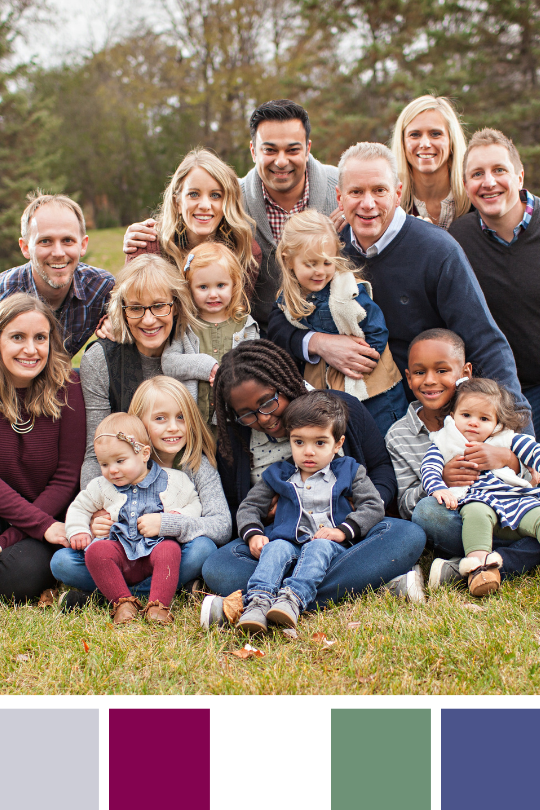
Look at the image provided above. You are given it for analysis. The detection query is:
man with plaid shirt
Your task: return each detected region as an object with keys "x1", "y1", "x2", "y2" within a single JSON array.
[{"x1": 0, "y1": 193, "x2": 114, "y2": 357}]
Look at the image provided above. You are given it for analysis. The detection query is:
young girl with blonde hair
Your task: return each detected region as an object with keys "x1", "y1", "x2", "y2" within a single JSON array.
[
  {"x1": 276, "y1": 209, "x2": 407, "y2": 436},
  {"x1": 165, "y1": 242, "x2": 259, "y2": 429}
]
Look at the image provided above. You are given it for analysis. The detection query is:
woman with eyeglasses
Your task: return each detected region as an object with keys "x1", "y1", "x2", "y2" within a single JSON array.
[{"x1": 201, "y1": 340, "x2": 427, "y2": 608}]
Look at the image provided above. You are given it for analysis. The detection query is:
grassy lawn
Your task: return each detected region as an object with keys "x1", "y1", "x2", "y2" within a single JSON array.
[
  {"x1": 3, "y1": 553, "x2": 540, "y2": 695},
  {"x1": 71, "y1": 226, "x2": 125, "y2": 368}
]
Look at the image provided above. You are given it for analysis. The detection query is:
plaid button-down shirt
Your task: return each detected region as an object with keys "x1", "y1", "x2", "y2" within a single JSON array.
[
  {"x1": 480, "y1": 189, "x2": 534, "y2": 246},
  {"x1": 0, "y1": 261, "x2": 115, "y2": 357},
  {"x1": 262, "y1": 172, "x2": 310, "y2": 242}
]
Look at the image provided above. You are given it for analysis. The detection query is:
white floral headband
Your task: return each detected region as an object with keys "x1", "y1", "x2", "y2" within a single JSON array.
[{"x1": 94, "y1": 431, "x2": 147, "y2": 454}]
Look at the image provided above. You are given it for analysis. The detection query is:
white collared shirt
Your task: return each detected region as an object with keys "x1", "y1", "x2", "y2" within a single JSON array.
[{"x1": 350, "y1": 205, "x2": 406, "y2": 257}]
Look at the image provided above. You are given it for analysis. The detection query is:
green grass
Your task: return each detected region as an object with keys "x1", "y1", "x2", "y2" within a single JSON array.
[
  {"x1": 4, "y1": 553, "x2": 540, "y2": 695},
  {"x1": 71, "y1": 227, "x2": 125, "y2": 368}
]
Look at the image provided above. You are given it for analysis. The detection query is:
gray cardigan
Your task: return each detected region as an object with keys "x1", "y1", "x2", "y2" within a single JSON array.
[{"x1": 240, "y1": 154, "x2": 339, "y2": 330}]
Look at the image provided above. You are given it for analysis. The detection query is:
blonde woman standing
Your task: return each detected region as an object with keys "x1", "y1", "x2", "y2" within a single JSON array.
[{"x1": 390, "y1": 95, "x2": 470, "y2": 229}]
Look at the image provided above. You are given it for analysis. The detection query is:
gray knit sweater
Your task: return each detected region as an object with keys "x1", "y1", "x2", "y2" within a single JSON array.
[{"x1": 240, "y1": 154, "x2": 339, "y2": 331}]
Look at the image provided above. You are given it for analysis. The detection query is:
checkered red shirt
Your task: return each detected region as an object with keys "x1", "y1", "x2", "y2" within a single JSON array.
[{"x1": 262, "y1": 173, "x2": 310, "y2": 242}]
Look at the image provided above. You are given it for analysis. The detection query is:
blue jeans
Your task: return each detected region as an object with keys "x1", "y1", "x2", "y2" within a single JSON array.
[
  {"x1": 50, "y1": 536, "x2": 217, "y2": 595},
  {"x1": 202, "y1": 518, "x2": 426, "y2": 610},
  {"x1": 411, "y1": 496, "x2": 540, "y2": 579},
  {"x1": 363, "y1": 381, "x2": 409, "y2": 438},
  {"x1": 523, "y1": 384, "x2": 540, "y2": 439},
  {"x1": 247, "y1": 537, "x2": 346, "y2": 609}
]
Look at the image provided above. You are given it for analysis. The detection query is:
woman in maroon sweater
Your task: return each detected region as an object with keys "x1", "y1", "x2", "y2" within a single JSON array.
[{"x1": 0, "y1": 293, "x2": 85, "y2": 602}]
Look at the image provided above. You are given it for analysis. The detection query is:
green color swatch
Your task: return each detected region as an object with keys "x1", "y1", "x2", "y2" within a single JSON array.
[{"x1": 332, "y1": 709, "x2": 431, "y2": 809}]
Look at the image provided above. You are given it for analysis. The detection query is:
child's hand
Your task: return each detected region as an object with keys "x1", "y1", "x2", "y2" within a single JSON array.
[
  {"x1": 442, "y1": 456, "x2": 479, "y2": 487},
  {"x1": 263, "y1": 494, "x2": 279, "y2": 525},
  {"x1": 209, "y1": 363, "x2": 219, "y2": 387},
  {"x1": 137, "y1": 513, "x2": 162, "y2": 538},
  {"x1": 464, "y1": 442, "x2": 518, "y2": 472},
  {"x1": 248, "y1": 534, "x2": 269, "y2": 560},
  {"x1": 90, "y1": 509, "x2": 113, "y2": 537},
  {"x1": 528, "y1": 466, "x2": 540, "y2": 486},
  {"x1": 44, "y1": 522, "x2": 69, "y2": 546},
  {"x1": 313, "y1": 527, "x2": 346, "y2": 542},
  {"x1": 69, "y1": 532, "x2": 93, "y2": 551},
  {"x1": 433, "y1": 489, "x2": 458, "y2": 510}
]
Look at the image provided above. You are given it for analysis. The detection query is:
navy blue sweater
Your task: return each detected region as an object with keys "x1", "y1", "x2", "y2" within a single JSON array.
[
  {"x1": 217, "y1": 390, "x2": 396, "y2": 530},
  {"x1": 267, "y1": 215, "x2": 530, "y2": 419}
]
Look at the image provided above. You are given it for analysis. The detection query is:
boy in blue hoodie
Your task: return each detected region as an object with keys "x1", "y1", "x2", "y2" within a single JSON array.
[{"x1": 235, "y1": 390, "x2": 385, "y2": 633}]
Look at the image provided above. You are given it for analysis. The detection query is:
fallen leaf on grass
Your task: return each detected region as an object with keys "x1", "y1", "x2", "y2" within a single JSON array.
[
  {"x1": 312, "y1": 632, "x2": 337, "y2": 648},
  {"x1": 229, "y1": 643, "x2": 265, "y2": 659},
  {"x1": 464, "y1": 603, "x2": 486, "y2": 613},
  {"x1": 222, "y1": 590, "x2": 244, "y2": 624},
  {"x1": 347, "y1": 622, "x2": 362, "y2": 629},
  {"x1": 356, "y1": 674, "x2": 375, "y2": 684},
  {"x1": 15, "y1": 654, "x2": 30, "y2": 662},
  {"x1": 82, "y1": 640, "x2": 89, "y2": 653},
  {"x1": 282, "y1": 628, "x2": 298, "y2": 640}
]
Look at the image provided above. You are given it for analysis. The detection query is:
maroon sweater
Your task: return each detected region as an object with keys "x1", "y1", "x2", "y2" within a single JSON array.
[{"x1": 0, "y1": 376, "x2": 86, "y2": 549}]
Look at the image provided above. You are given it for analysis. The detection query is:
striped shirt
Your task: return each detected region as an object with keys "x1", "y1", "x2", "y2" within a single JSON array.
[
  {"x1": 479, "y1": 189, "x2": 535, "y2": 246},
  {"x1": 385, "y1": 401, "x2": 432, "y2": 519},
  {"x1": 262, "y1": 172, "x2": 310, "y2": 242},
  {"x1": 0, "y1": 261, "x2": 115, "y2": 357},
  {"x1": 421, "y1": 434, "x2": 540, "y2": 529}
]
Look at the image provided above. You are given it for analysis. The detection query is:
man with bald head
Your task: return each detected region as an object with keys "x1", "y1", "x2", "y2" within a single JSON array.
[{"x1": 268, "y1": 141, "x2": 531, "y2": 429}]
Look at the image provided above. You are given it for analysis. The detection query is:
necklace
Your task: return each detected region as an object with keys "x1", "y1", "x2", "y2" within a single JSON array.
[{"x1": 11, "y1": 415, "x2": 35, "y2": 434}]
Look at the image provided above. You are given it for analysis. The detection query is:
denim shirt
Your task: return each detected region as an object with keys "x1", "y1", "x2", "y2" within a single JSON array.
[
  {"x1": 109, "y1": 460, "x2": 169, "y2": 561},
  {"x1": 298, "y1": 282, "x2": 389, "y2": 356},
  {"x1": 289, "y1": 463, "x2": 337, "y2": 536}
]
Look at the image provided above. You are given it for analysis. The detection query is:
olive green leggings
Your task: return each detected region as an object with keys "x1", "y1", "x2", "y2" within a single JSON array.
[{"x1": 461, "y1": 502, "x2": 540, "y2": 556}]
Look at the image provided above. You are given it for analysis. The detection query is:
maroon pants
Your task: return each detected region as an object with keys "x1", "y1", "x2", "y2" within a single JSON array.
[{"x1": 85, "y1": 539, "x2": 181, "y2": 606}]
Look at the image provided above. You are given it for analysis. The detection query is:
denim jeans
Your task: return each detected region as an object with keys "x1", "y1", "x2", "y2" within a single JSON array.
[
  {"x1": 411, "y1": 496, "x2": 540, "y2": 579},
  {"x1": 50, "y1": 535, "x2": 217, "y2": 595},
  {"x1": 202, "y1": 517, "x2": 426, "y2": 610},
  {"x1": 247, "y1": 537, "x2": 346, "y2": 609},
  {"x1": 523, "y1": 384, "x2": 540, "y2": 440},
  {"x1": 362, "y1": 381, "x2": 409, "y2": 438}
]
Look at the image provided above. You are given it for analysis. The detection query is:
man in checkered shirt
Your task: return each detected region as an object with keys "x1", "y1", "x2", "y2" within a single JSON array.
[{"x1": 0, "y1": 193, "x2": 115, "y2": 357}]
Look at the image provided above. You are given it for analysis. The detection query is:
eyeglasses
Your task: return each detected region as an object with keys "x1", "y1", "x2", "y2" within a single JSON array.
[
  {"x1": 122, "y1": 303, "x2": 174, "y2": 319},
  {"x1": 235, "y1": 391, "x2": 280, "y2": 426}
]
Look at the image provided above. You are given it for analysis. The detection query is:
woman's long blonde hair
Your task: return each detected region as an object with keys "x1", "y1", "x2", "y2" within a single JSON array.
[
  {"x1": 157, "y1": 148, "x2": 256, "y2": 274},
  {"x1": 276, "y1": 210, "x2": 360, "y2": 321},
  {"x1": 107, "y1": 254, "x2": 200, "y2": 344},
  {"x1": 129, "y1": 376, "x2": 216, "y2": 471},
  {"x1": 390, "y1": 95, "x2": 470, "y2": 218},
  {"x1": 0, "y1": 293, "x2": 72, "y2": 423},
  {"x1": 184, "y1": 242, "x2": 249, "y2": 324}
]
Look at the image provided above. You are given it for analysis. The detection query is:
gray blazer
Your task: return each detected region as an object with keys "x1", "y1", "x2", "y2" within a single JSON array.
[{"x1": 240, "y1": 154, "x2": 339, "y2": 331}]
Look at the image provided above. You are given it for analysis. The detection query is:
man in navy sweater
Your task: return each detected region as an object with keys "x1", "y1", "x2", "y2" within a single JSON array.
[{"x1": 267, "y1": 141, "x2": 531, "y2": 434}]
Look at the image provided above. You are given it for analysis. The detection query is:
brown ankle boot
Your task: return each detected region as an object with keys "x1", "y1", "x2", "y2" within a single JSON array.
[
  {"x1": 459, "y1": 552, "x2": 503, "y2": 597},
  {"x1": 111, "y1": 596, "x2": 142, "y2": 625},
  {"x1": 143, "y1": 600, "x2": 173, "y2": 624},
  {"x1": 38, "y1": 588, "x2": 58, "y2": 608}
]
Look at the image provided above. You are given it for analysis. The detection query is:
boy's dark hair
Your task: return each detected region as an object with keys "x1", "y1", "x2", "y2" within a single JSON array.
[
  {"x1": 407, "y1": 328, "x2": 465, "y2": 363},
  {"x1": 282, "y1": 390, "x2": 348, "y2": 441},
  {"x1": 249, "y1": 99, "x2": 311, "y2": 144},
  {"x1": 449, "y1": 377, "x2": 528, "y2": 432}
]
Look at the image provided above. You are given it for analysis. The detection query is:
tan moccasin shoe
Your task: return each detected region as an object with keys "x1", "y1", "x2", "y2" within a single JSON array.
[
  {"x1": 111, "y1": 596, "x2": 142, "y2": 625},
  {"x1": 143, "y1": 600, "x2": 173, "y2": 625}
]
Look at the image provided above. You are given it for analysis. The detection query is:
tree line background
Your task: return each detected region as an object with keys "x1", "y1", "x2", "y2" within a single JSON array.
[{"x1": 0, "y1": 0, "x2": 539, "y2": 270}]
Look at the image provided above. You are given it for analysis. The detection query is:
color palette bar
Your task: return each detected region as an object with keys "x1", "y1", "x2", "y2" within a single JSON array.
[
  {"x1": 442, "y1": 709, "x2": 539, "y2": 809},
  {"x1": 109, "y1": 708, "x2": 210, "y2": 809},
  {"x1": 0, "y1": 709, "x2": 99, "y2": 810},
  {"x1": 331, "y1": 709, "x2": 431, "y2": 809}
]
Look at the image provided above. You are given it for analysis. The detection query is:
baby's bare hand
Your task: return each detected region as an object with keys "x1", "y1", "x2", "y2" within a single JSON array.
[
  {"x1": 137, "y1": 513, "x2": 162, "y2": 537},
  {"x1": 313, "y1": 527, "x2": 346, "y2": 542},
  {"x1": 434, "y1": 489, "x2": 458, "y2": 510},
  {"x1": 69, "y1": 532, "x2": 93, "y2": 550}
]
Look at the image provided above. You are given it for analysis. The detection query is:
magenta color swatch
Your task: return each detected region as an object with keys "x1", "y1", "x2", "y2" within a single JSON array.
[{"x1": 109, "y1": 709, "x2": 210, "y2": 809}]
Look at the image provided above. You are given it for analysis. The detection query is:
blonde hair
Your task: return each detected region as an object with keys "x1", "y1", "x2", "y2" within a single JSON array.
[
  {"x1": 21, "y1": 191, "x2": 86, "y2": 240},
  {"x1": 0, "y1": 293, "x2": 73, "y2": 424},
  {"x1": 390, "y1": 95, "x2": 470, "y2": 218},
  {"x1": 157, "y1": 148, "x2": 256, "y2": 274},
  {"x1": 107, "y1": 254, "x2": 200, "y2": 344},
  {"x1": 276, "y1": 210, "x2": 360, "y2": 321},
  {"x1": 184, "y1": 242, "x2": 249, "y2": 323},
  {"x1": 129, "y1": 376, "x2": 216, "y2": 471},
  {"x1": 464, "y1": 128, "x2": 523, "y2": 180},
  {"x1": 94, "y1": 412, "x2": 150, "y2": 446}
]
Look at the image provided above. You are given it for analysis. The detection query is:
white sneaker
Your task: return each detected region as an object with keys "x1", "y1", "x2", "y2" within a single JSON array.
[{"x1": 384, "y1": 564, "x2": 426, "y2": 604}]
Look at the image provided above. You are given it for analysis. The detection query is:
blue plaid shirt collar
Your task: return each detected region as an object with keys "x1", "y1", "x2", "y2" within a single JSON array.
[
  {"x1": 479, "y1": 189, "x2": 534, "y2": 246},
  {"x1": 16, "y1": 261, "x2": 91, "y2": 304}
]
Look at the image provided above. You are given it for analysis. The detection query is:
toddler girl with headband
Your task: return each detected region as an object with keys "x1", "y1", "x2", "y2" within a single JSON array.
[{"x1": 65, "y1": 412, "x2": 202, "y2": 624}]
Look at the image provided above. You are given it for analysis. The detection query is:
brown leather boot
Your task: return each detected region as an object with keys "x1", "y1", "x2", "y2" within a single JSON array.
[
  {"x1": 111, "y1": 596, "x2": 142, "y2": 625},
  {"x1": 459, "y1": 552, "x2": 503, "y2": 597},
  {"x1": 143, "y1": 600, "x2": 173, "y2": 625},
  {"x1": 38, "y1": 588, "x2": 58, "y2": 608}
]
